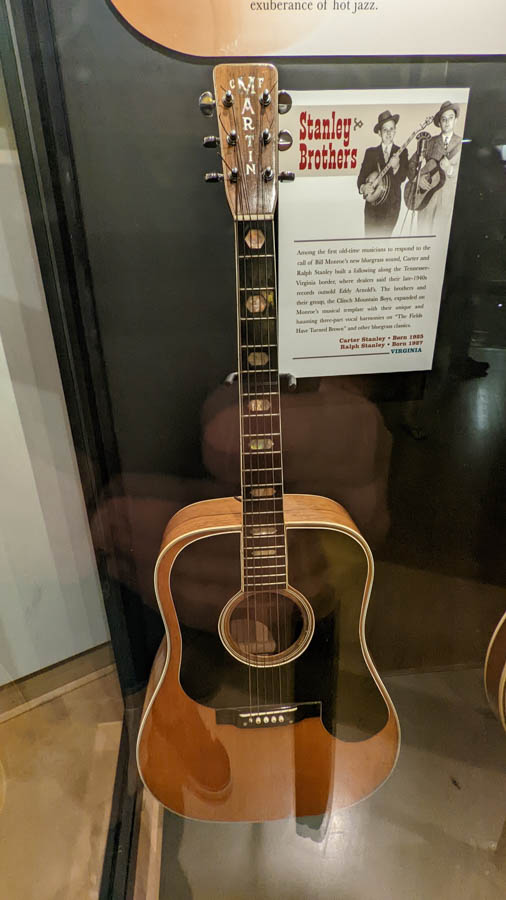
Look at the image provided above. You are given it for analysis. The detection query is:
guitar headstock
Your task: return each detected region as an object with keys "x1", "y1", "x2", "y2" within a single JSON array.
[{"x1": 200, "y1": 64, "x2": 294, "y2": 220}]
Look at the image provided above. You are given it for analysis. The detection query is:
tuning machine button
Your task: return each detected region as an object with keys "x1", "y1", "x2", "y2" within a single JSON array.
[
  {"x1": 204, "y1": 172, "x2": 224, "y2": 183},
  {"x1": 278, "y1": 90, "x2": 292, "y2": 115},
  {"x1": 202, "y1": 135, "x2": 220, "y2": 149},
  {"x1": 278, "y1": 130, "x2": 293, "y2": 151},
  {"x1": 227, "y1": 130, "x2": 238, "y2": 147},
  {"x1": 279, "y1": 171, "x2": 295, "y2": 182},
  {"x1": 222, "y1": 90, "x2": 234, "y2": 108},
  {"x1": 263, "y1": 167, "x2": 274, "y2": 183},
  {"x1": 199, "y1": 91, "x2": 216, "y2": 117},
  {"x1": 260, "y1": 89, "x2": 271, "y2": 108}
]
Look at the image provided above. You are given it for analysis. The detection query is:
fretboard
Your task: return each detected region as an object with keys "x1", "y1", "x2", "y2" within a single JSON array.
[{"x1": 235, "y1": 218, "x2": 287, "y2": 589}]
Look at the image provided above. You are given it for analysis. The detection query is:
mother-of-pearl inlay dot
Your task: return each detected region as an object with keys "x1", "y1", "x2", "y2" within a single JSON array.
[
  {"x1": 250, "y1": 486, "x2": 275, "y2": 497},
  {"x1": 248, "y1": 351, "x2": 268, "y2": 366},
  {"x1": 248, "y1": 398, "x2": 271, "y2": 412},
  {"x1": 249, "y1": 438, "x2": 273, "y2": 451},
  {"x1": 244, "y1": 228, "x2": 265, "y2": 250},
  {"x1": 245, "y1": 294, "x2": 267, "y2": 314}
]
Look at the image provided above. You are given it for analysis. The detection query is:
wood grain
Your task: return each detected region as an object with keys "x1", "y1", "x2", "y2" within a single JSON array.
[
  {"x1": 137, "y1": 494, "x2": 400, "y2": 821},
  {"x1": 485, "y1": 611, "x2": 506, "y2": 729}
]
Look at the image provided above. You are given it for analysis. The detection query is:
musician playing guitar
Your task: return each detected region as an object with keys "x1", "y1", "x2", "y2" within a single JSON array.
[
  {"x1": 407, "y1": 101, "x2": 462, "y2": 232},
  {"x1": 357, "y1": 110, "x2": 409, "y2": 236}
]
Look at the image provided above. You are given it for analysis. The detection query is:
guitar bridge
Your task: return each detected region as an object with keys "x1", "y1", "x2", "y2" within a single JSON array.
[{"x1": 215, "y1": 701, "x2": 321, "y2": 729}]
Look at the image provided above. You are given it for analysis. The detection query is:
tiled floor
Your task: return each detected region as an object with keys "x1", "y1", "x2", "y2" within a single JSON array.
[{"x1": 0, "y1": 669, "x2": 122, "y2": 899}]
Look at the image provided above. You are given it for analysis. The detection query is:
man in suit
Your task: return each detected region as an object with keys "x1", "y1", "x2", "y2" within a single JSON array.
[
  {"x1": 357, "y1": 110, "x2": 409, "y2": 237},
  {"x1": 408, "y1": 101, "x2": 462, "y2": 233}
]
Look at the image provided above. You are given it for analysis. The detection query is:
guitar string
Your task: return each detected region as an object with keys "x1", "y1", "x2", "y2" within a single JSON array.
[
  {"x1": 270, "y1": 80, "x2": 288, "y2": 708},
  {"x1": 228, "y1": 97, "x2": 262, "y2": 713},
  {"x1": 220, "y1": 102, "x2": 255, "y2": 713},
  {"x1": 260, "y1": 95, "x2": 283, "y2": 708},
  {"x1": 256, "y1": 100, "x2": 272, "y2": 708}
]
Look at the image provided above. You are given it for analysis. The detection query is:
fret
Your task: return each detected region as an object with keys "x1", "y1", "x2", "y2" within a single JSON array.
[
  {"x1": 244, "y1": 564, "x2": 286, "y2": 572},
  {"x1": 243, "y1": 510, "x2": 284, "y2": 517},
  {"x1": 240, "y1": 286, "x2": 273, "y2": 292},
  {"x1": 241, "y1": 413, "x2": 280, "y2": 419},
  {"x1": 242, "y1": 467, "x2": 282, "y2": 474},
  {"x1": 242, "y1": 392, "x2": 278, "y2": 399},
  {"x1": 241, "y1": 369, "x2": 280, "y2": 375},
  {"x1": 238, "y1": 253, "x2": 274, "y2": 259},
  {"x1": 243, "y1": 450, "x2": 281, "y2": 456},
  {"x1": 240, "y1": 316, "x2": 277, "y2": 322},
  {"x1": 240, "y1": 343, "x2": 278, "y2": 349},
  {"x1": 242, "y1": 432, "x2": 281, "y2": 439},
  {"x1": 243, "y1": 481, "x2": 282, "y2": 488}
]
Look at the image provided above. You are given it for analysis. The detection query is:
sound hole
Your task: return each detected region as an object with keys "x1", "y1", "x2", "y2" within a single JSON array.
[{"x1": 218, "y1": 587, "x2": 315, "y2": 668}]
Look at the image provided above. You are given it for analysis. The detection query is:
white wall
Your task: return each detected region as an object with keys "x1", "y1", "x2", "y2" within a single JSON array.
[{"x1": 0, "y1": 69, "x2": 109, "y2": 685}]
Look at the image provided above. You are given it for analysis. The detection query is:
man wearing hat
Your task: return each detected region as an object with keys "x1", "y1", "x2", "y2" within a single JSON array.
[
  {"x1": 357, "y1": 110, "x2": 409, "y2": 236},
  {"x1": 407, "y1": 101, "x2": 462, "y2": 231}
]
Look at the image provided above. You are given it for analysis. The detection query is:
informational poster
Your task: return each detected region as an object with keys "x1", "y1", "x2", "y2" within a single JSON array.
[
  {"x1": 278, "y1": 89, "x2": 469, "y2": 377},
  {"x1": 110, "y1": 0, "x2": 506, "y2": 57}
]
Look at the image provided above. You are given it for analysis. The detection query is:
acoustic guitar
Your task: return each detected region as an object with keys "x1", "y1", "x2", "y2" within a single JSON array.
[
  {"x1": 404, "y1": 138, "x2": 459, "y2": 212},
  {"x1": 362, "y1": 115, "x2": 433, "y2": 207},
  {"x1": 136, "y1": 63, "x2": 400, "y2": 822},
  {"x1": 485, "y1": 612, "x2": 506, "y2": 732}
]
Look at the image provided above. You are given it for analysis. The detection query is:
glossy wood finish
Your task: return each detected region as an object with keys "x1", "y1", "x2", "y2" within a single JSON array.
[
  {"x1": 485, "y1": 611, "x2": 506, "y2": 730},
  {"x1": 213, "y1": 64, "x2": 278, "y2": 220},
  {"x1": 137, "y1": 494, "x2": 400, "y2": 821}
]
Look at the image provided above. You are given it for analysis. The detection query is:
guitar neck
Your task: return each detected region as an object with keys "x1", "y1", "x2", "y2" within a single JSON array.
[
  {"x1": 375, "y1": 122, "x2": 428, "y2": 183},
  {"x1": 235, "y1": 218, "x2": 287, "y2": 588}
]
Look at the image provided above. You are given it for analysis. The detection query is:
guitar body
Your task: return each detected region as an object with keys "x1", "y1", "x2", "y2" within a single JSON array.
[
  {"x1": 137, "y1": 494, "x2": 400, "y2": 821},
  {"x1": 364, "y1": 171, "x2": 391, "y2": 207},
  {"x1": 485, "y1": 612, "x2": 506, "y2": 731},
  {"x1": 404, "y1": 157, "x2": 445, "y2": 211}
]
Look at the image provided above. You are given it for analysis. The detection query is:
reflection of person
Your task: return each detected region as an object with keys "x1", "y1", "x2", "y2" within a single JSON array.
[
  {"x1": 408, "y1": 101, "x2": 462, "y2": 232},
  {"x1": 357, "y1": 110, "x2": 409, "y2": 237}
]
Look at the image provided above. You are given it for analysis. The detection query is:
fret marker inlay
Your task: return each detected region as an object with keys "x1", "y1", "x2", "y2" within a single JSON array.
[
  {"x1": 249, "y1": 398, "x2": 271, "y2": 411},
  {"x1": 246, "y1": 294, "x2": 267, "y2": 314},
  {"x1": 248, "y1": 351, "x2": 269, "y2": 367},
  {"x1": 244, "y1": 228, "x2": 265, "y2": 250},
  {"x1": 249, "y1": 438, "x2": 273, "y2": 451}
]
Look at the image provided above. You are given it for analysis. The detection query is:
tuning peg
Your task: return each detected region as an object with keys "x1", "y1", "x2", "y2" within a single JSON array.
[
  {"x1": 263, "y1": 167, "x2": 274, "y2": 183},
  {"x1": 278, "y1": 90, "x2": 292, "y2": 115},
  {"x1": 279, "y1": 171, "x2": 295, "y2": 182},
  {"x1": 202, "y1": 135, "x2": 220, "y2": 149},
  {"x1": 199, "y1": 91, "x2": 216, "y2": 117},
  {"x1": 227, "y1": 130, "x2": 238, "y2": 147},
  {"x1": 278, "y1": 130, "x2": 293, "y2": 151},
  {"x1": 222, "y1": 90, "x2": 234, "y2": 108},
  {"x1": 229, "y1": 168, "x2": 239, "y2": 183},
  {"x1": 262, "y1": 129, "x2": 272, "y2": 146},
  {"x1": 204, "y1": 172, "x2": 224, "y2": 183},
  {"x1": 260, "y1": 88, "x2": 271, "y2": 108}
]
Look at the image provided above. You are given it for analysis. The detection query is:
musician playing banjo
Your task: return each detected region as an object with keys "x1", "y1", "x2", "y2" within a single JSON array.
[
  {"x1": 407, "y1": 101, "x2": 462, "y2": 232},
  {"x1": 357, "y1": 110, "x2": 409, "y2": 236}
]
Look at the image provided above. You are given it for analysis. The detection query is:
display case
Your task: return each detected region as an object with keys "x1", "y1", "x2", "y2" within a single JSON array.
[{"x1": 1, "y1": 1, "x2": 505, "y2": 897}]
